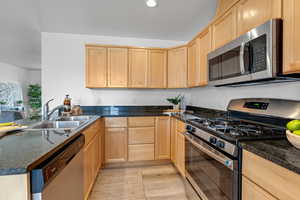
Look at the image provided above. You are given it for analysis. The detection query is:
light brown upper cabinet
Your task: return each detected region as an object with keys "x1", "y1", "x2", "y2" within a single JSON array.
[
  {"x1": 148, "y1": 50, "x2": 167, "y2": 88},
  {"x1": 86, "y1": 47, "x2": 107, "y2": 88},
  {"x1": 283, "y1": 0, "x2": 300, "y2": 74},
  {"x1": 215, "y1": 0, "x2": 239, "y2": 17},
  {"x1": 168, "y1": 47, "x2": 188, "y2": 88},
  {"x1": 107, "y1": 48, "x2": 128, "y2": 88},
  {"x1": 198, "y1": 27, "x2": 212, "y2": 86},
  {"x1": 128, "y1": 49, "x2": 148, "y2": 88},
  {"x1": 188, "y1": 39, "x2": 200, "y2": 87},
  {"x1": 212, "y1": 7, "x2": 237, "y2": 50},
  {"x1": 155, "y1": 116, "x2": 171, "y2": 160},
  {"x1": 236, "y1": 0, "x2": 282, "y2": 36}
]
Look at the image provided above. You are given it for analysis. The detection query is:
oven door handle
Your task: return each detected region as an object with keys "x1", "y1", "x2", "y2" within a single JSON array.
[
  {"x1": 184, "y1": 133, "x2": 234, "y2": 170},
  {"x1": 240, "y1": 42, "x2": 245, "y2": 75}
]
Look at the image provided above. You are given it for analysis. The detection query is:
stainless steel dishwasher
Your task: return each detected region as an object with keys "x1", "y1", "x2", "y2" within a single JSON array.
[{"x1": 31, "y1": 135, "x2": 85, "y2": 200}]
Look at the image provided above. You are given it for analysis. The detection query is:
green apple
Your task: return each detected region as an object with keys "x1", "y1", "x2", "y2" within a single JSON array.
[
  {"x1": 293, "y1": 130, "x2": 300, "y2": 136},
  {"x1": 287, "y1": 120, "x2": 300, "y2": 131}
]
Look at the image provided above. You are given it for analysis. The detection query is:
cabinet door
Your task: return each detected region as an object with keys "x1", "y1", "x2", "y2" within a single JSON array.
[
  {"x1": 128, "y1": 49, "x2": 148, "y2": 88},
  {"x1": 107, "y1": 48, "x2": 128, "y2": 87},
  {"x1": 188, "y1": 39, "x2": 200, "y2": 87},
  {"x1": 176, "y1": 132, "x2": 185, "y2": 177},
  {"x1": 148, "y1": 49, "x2": 167, "y2": 88},
  {"x1": 212, "y1": 7, "x2": 237, "y2": 50},
  {"x1": 242, "y1": 176, "x2": 277, "y2": 200},
  {"x1": 168, "y1": 47, "x2": 188, "y2": 88},
  {"x1": 128, "y1": 144, "x2": 155, "y2": 161},
  {"x1": 86, "y1": 47, "x2": 107, "y2": 88},
  {"x1": 199, "y1": 27, "x2": 212, "y2": 86},
  {"x1": 170, "y1": 118, "x2": 177, "y2": 163},
  {"x1": 283, "y1": 0, "x2": 300, "y2": 74},
  {"x1": 105, "y1": 128, "x2": 128, "y2": 163},
  {"x1": 237, "y1": 0, "x2": 282, "y2": 36},
  {"x1": 83, "y1": 135, "x2": 98, "y2": 198},
  {"x1": 155, "y1": 116, "x2": 171, "y2": 160}
]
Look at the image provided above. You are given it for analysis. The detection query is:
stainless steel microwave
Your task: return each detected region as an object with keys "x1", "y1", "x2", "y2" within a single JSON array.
[{"x1": 208, "y1": 19, "x2": 283, "y2": 86}]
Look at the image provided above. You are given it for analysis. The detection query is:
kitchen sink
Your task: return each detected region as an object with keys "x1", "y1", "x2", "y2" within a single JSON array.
[
  {"x1": 28, "y1": 121, "x2": 82, "y2": 130},
  {"x1": 56, "y1": 115, "x2": 93, "y2": 122}
]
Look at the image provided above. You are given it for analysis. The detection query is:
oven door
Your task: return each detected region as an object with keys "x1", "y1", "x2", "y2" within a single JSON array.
[{"x1": 184, "y1": 132, "x2": 239, "y2": 200}]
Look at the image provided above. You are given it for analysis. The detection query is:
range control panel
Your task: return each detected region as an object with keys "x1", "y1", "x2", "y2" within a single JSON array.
[{"x1": 243, "y1": 102, "x2": 269, "y2": 110}]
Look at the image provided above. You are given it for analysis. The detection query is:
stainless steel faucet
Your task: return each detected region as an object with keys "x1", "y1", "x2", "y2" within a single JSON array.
[{"x1": 42, "y1": 99, "x2": 64, "y2": 120}]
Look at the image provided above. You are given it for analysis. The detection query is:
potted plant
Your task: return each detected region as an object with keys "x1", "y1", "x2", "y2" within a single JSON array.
[
  {"x1": 27, "y1": 84, "x2": 42, "y2": 120},
  {"x1": 167, "y1": 95, "x2": 183, "y2": 111}
]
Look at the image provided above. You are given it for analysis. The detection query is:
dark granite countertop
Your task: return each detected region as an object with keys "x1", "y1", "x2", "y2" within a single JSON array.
[
  {"x1": 241, "y1": 139, "x2": 300, "y2": 175},
  {"x1": 84, "y1": 111, "x2": 170, "y2": 117},
  {"x1": 0, "y1": 116, "x2": 99, "y2": 176}
]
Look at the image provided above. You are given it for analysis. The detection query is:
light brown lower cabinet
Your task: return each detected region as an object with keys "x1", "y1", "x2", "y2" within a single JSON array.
[
  {"x1": 170, "y1": 117, "x2": 177, "y2": 163},
  {"x1": 155, "y1": 116, "x2": 171, "y2": 160},
  {"x1": 128, "y1": 144, "x2": 155, "y2": 161},
  {"x1": 176, "y1": 131, "x2": 185, "y2": 177},
  {"x1": 105, "y1": 128, "x2": 128, "y2": 163},
  {"x1": 83, "y1": 120, "x2": 103, "y2": 200},
  {"x1": 243, "y1": 150, "x2": 300, "y2": 200},
  {"x1": 242, "y1": 176, "x2": 277, "y2": 200}
]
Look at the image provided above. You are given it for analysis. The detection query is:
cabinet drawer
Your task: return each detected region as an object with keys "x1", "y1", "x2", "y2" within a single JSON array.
[
  {"x1": 176, "y1": 120, "x2": 186, "y2": 133},
  {"x1": 128, "y1": 127, "x2": 155, "y2": 144},
  {"x1": 128, "y1": 117, "x2": 155, "y2": 127},
  {"x1": 243, "y1": 150, "x2": 300, "y2": 200},
  {"x1": 128, "y1": 144, "x2": 154, "y2": 161},
  {"x1": 104, "y1": 117, "x2": 127, "y2": 128},
  {"x1": 83, "y1": 120, "x2": 99, "y2": 146}
]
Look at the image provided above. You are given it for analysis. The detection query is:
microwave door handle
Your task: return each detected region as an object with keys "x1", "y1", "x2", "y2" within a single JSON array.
[
  {"x1": 184, "y1": 133, "x2": 234, "y2": 170},
  {"x1": 240, "y1": 43, "x2": 245, "y2": 74}
]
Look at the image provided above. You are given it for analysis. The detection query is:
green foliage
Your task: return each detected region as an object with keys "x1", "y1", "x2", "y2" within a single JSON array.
[
  {"x1": 0, "y1": 101, "x2": 6, "y2": 105},
  {"x1": 16, "y1": 100, "x2": 23, "y2": 105},
  {"x1": 28, "y1": 84, "x2": 41, "y2": 109},
  {"x1": 27, "y1": 84, "x2": 41, "y2": 120},
  {"x1": 167, "y1": 95, "x2": 183, "y2": 105}
]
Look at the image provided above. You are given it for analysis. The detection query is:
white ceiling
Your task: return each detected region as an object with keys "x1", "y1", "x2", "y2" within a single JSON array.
[
  {"x1": 0, "y1": 0, "x2": 41, "y2": 69},
  {"x1": 40, "y1": 0, "x2": 218, "y2": 41},
  {"x1": 0, "y1": 0, "x2": 217, "y2": 69}
]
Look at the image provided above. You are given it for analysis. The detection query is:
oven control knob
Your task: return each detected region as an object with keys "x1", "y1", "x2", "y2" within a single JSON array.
[
  {"x1": 209, "y1": 137, "x2": 217, "y2": 144},
  {"x1": 217, "y1": 141, "x2": 225, "y2": 148},
  {"x1": 186, "y1": 125, "x2": 195, "y2": 133}
]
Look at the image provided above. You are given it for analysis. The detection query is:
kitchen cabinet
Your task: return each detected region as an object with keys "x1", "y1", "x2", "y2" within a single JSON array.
[
  {"x1": 82, "y1": 120, "x2": 103, "y2": 200},
  {"x1": 107, "y1": 48, "x2": 128, "y2": 87},
  {"x1": 128, "y1": 117, "x2": 155, "y2": 161},
  {"x1": 215, "y1": 0, "x2": 239, "y2": 17},
  {"x1": 236, "y1": 0, "x2": 282, "y2": 36},
  {"x1": 86, "y1": 47, "x2": 107, "y2": 88},
  {"x1": 242, "y1": 176, "x2": 277, "y2": 200},
  {"x1": 105, "y1": 127, "x2": 128, "y2": 163},
  {"x1": 128, "y1": 49, "x2": 148, "y2": 88},
  {"x1": 170, "y1": 117, "x2": 177, "y2": 163},
  {"x1": 243, "y1": 150, "x2": 300, "y2": 200},
  {"x1": 198, "y1": 27, "x2": 212, "y2": 86},
  {"x1": 168, "y1": 47, "x2": 188, "y2": 88},
  {"x1": 212, "y1": 7, "x2": 237, "y2": 50},
  {"x1": 155, "y1": 116, "x2": 171, "y2": 160},
  {"x1": 128, "y1": 144, "x2": 155, "y2": 161},
  {"x1": 175, "y1": 119, "x2": 185, "y2": 177},
  {"x1": 188, "y1": 39, "x2": 200, "y2": 87},
  {"x1": 283, "y1": 0, "x2": 300, "y2": 74},
  {"x1": 176, "y1": 131, "x2": 185, "y2": 177},
  {"x1": 148, "y1": 49, "x2": 167, "y2": 88}
]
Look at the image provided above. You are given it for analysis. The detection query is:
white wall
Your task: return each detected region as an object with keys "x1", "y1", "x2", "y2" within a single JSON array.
[
  {"x1": 42, "y1": 32, "x2": 190, "y2": 107},
  {"x1": 190, "y1": 82, "x2": 300, "y2": 110}
]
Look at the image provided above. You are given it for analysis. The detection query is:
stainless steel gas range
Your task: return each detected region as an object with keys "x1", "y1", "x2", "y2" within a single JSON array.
[{"x1": 184, "y1": 98, "x2": 294, "y2": 200}]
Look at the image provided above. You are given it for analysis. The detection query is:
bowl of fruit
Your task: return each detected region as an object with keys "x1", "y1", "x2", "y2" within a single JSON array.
[{"x1": 286, "y1": 120, "x2": 300, "y2": 149}]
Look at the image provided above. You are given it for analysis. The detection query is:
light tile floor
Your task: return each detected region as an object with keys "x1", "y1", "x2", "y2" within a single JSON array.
[{"x1": 89, "y1": 164, "x2": 188, "y2": 200}]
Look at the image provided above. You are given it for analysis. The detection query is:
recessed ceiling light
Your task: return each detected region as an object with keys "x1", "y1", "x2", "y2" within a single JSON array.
[{"x1": 146, "y1": 0, "x2": 158, "y2": 8}]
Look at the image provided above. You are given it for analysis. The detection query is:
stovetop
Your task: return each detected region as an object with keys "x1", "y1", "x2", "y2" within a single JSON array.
[{"x1": 187, "y1": 117, "x2": 286, "y2": 143}]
